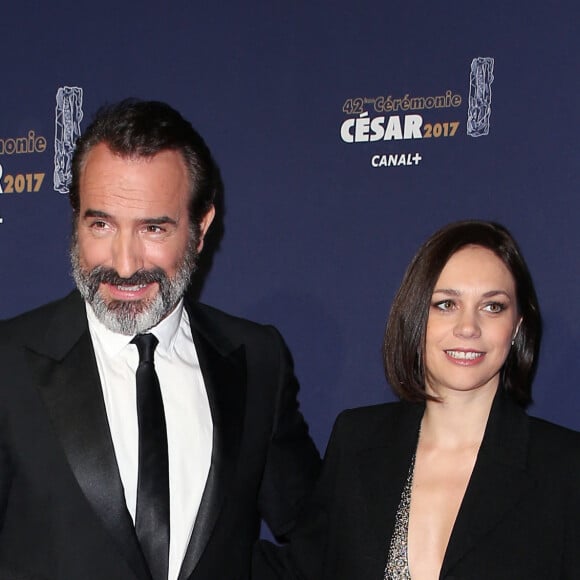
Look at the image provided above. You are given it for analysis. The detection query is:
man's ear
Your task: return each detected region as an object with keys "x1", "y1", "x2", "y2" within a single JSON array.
[{"x1": 196, "y1": 205, "x2": 216, "y2": 253}]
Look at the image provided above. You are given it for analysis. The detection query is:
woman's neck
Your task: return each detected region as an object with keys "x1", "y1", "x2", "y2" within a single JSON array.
[{"x1": 420, "y1": 386, "x2": 497, "y2": 450}]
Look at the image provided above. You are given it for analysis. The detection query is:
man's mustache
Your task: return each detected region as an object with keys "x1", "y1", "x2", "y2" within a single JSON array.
[{"x1": 85, "y1": 267, "x2": 168, "y2": 299}]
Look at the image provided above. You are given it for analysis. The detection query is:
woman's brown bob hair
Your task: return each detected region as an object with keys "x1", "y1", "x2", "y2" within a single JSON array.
[{"x1": 383, "y1": 220, "x2": 541, "y2": 407}]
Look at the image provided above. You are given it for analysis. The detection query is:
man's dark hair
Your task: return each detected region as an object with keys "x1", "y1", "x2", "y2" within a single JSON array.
[
  {"x1": 69, "y1": 99, "x2": 222, "y2": 236},
  {"x1": 383, "y1": 220, "x2": 541, "y2": 407}
]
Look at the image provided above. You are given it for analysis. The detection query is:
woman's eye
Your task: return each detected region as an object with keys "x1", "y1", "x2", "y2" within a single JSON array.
[
  {"x1": 484, "y1": 302, "x2": 505, "y2": 313},
  {"x1": 434, "y1": 300, "x2": 454, "y2": 311}
]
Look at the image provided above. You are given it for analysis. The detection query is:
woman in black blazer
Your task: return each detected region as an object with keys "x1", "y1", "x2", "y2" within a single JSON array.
[{"x1": 255, "y1": 220, "x2": 580, "y2": 579}]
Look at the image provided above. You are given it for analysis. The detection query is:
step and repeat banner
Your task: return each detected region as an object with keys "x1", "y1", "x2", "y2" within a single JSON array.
[{"x1": 1, "y1": 1, "x2": 578, "y2": 447}]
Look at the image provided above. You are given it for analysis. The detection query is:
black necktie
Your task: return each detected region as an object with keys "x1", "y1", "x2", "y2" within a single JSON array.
[{"x1": 132, "y1": 333, "x2": 170, "y2": 580}]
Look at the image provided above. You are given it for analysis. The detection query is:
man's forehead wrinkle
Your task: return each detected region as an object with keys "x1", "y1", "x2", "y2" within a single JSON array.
[
  {"x1": 109, "y1": 189, "x2": 159, "y2": 210},
  {"x1": 86, "y1": 183, "x2": 174, "y2": 209},
  {"x1": 82, "y1": 194, "x2": 185, "y2": 226}
]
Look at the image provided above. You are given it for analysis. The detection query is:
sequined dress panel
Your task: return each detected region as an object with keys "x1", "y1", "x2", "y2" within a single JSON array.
[{"x1": 383, "y1": 454, "x2": 415, "y2": 579}]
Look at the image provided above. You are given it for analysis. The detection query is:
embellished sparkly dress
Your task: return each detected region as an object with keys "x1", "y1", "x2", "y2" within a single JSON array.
[{"x1": 383, "y1": 455, "x2": 415, "y2": 579}]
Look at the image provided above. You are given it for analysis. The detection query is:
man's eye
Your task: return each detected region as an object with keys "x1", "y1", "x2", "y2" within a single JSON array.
[
  {"x1": 145, "y1": 224, "x2": 164, "y2": 233},
  {"x1": 91, "y1": 220, "x2": 108, "y2": 229}
]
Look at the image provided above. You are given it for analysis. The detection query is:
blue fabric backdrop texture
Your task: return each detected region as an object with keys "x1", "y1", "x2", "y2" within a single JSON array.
[{"x1": 1, "y1": 1, "x2": 578, "y2": 449}]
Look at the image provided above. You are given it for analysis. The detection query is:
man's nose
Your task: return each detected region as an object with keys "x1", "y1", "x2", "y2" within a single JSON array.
[{"x1": 111, "y1": 232, "x2": 144, "y2": 278}]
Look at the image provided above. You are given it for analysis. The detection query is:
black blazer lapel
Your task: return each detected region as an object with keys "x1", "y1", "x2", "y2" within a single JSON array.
[
  {"x1": 178, "y1": 303, "x2": 247, "y2": 580},
  {"x1": 441, "y1": 392, "x2": 535, "y2": 577},
  {"x1": 26, "y1": 292, "x2": 151, "y2": 580},
  {"x1": 354, "y1": 403, "x2": 423, "y2": 577}
]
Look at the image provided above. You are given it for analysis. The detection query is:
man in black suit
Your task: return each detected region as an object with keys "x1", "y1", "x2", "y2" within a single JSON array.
[{"x1": 0, "y1": 99, "x2": 320, "y2": 580}]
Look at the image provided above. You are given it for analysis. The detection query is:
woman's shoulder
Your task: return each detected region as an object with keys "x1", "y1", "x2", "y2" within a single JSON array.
[
  {"x1": 524, "y1": 415, "x2": 580, "y2": 482},
  {"x1": 335, "y1": 400, "x2": 407, "y2": 422},
  {"x1": 329, "y1": 400, "x2": 422, "y2": 447},
  {"x1": 527, "y1": 414, "x2": 580, "y2": 451}
]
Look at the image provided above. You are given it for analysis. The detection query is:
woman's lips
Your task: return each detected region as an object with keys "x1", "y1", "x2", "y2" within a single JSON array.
[{"x1": 444, "y1": 349, "x2": 485, "y2": 365}]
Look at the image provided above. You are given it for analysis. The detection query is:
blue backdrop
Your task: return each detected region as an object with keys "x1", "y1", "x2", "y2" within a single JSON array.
[{"x1": 1, "y1": 1, "x2": 579, "y2": 451}]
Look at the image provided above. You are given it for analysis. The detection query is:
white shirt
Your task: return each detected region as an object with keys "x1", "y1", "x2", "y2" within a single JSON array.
[{"x1": 86, "y1": 300, "x2": 213, "y2": 580}]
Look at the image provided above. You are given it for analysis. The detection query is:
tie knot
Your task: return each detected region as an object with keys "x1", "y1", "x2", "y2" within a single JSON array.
[{"x1": 132, "y1": 333, "x2": 159, "y2": 364}]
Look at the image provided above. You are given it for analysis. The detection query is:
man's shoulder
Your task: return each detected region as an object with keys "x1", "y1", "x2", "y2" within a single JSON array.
[
  {"x1": 187, "y1": 300, "x2": 283, "y2": 344},
  {"x1": 191, "y1": 301, "x2": 268, "y2": 328},
  {"x1": 185, "y1": 301, "x2": 291, "y2": 365},
  {"x1": 0, "y1": 291, "x2": 83, "y2": 345}
]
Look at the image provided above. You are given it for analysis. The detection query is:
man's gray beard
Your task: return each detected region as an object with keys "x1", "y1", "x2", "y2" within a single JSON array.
[{"x1": 70, "y1": 234, "x2": 198, "y2": 335}]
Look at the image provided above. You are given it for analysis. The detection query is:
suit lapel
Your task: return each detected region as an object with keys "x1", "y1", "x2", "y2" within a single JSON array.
[
  {"x1": 178, "y1": 303, "x2": 247, "y2": 580},
  {"x1": 26, "y1": 292, "x2": 151, "y2": 580},
  {"x1": 441, "y1": 392, "x2": 535, "y2": 577},
  {"x1": 354, "y1": 403, "x2": 423, "y2": 577}
]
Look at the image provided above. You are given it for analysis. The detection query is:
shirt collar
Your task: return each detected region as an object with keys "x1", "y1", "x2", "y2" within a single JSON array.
[{"x1": 85, "y1": 299, "x2": 185, "y2": 358}]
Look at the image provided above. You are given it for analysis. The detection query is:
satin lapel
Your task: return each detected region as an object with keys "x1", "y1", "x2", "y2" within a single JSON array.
[
  {"x1": 27, "y1": 293, "x2": 151, "y2": 580},
  {"x1": 354, "y1": 403, "x2": 423, "y2": 577},
  {"x1": 441, "y1": 393, "x2": 534, "y2": 577},
  {"x1": 178, "y1": 309, "x2": 247, "y2": 580}
]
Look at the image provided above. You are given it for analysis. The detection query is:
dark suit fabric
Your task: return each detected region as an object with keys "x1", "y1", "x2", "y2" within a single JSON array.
[
  {"x1": 255, "y1": 392, "x2": 580, "y2": 579},
  {"x1": 0, "y1": 291, "x2": 320, "y2": 580}
]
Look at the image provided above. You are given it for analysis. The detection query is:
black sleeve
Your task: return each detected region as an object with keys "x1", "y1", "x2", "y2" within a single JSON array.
[
  {"x1": 257, "y1": 327, "x2": 321, "y2": 540},
  {"x1": 562, "y1": 440, "x2": 580, "y2": 578},
  {"x1": 254, "y1": 411, "x2": 348, "y2": 580}
]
